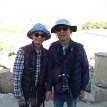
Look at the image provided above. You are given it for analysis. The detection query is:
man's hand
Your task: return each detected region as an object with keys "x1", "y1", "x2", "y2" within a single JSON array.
[
  {"x1": 45, "y1": 91, "x2": 53, "y2": 101},
  {"x1": 79, "y1": 90, "x2": 85, "y2": 101},
  {"x1": 19, "y1": 101, "x2": 29, "y2": 107}
]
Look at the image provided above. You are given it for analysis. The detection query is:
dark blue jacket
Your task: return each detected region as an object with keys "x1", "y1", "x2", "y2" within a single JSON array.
[{"x1": 46, "y1": 40, "x2": 89, "y2": 98}]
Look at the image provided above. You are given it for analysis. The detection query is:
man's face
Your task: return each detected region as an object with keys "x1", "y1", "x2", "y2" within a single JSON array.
[
  {"x1": 55, "y1": 25, "x2": 72, "y2": 42},
  {"x1": 31, "y1": 31, "x2": 46, "y2": 45}
]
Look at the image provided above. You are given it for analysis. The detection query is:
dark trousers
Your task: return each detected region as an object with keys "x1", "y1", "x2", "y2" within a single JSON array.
[
  {"x1": 18, "y1": 97, "x2": 43, "y2": 107},
  {"x1": 19, "y1": 104, "x2": 29, "y2": 107},
  {"x1": 19, "y1": 85, "x2": 45, "y2": 107},
  {"x1": 19, "y1": 103, "x2": 40, "y2": 107}
]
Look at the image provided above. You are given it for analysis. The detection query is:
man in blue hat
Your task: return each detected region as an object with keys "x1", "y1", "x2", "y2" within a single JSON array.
[
  {"x1": 45, "y1": 19, "x2": 89, "y2": 107},
  {"x1": 13, "y1": 23, "x2": 51, "y2": 107}
]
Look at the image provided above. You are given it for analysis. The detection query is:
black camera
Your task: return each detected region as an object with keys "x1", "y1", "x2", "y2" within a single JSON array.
[{"x1": 60, "y1": 74, "x2": 70, "y2": 93}]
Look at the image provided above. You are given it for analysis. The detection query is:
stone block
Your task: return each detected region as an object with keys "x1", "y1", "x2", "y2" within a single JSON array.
[
  {"x1": 0, "y1": 67, "x2": 13, "y2": 93},
  {"x1": 92, "y1": 84, "x2": 107, "y2": 103}
]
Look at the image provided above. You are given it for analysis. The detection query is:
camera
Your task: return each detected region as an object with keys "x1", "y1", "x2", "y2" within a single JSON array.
[{"x1": 60, "y1": 74, "x2": 70, "y2": 93}]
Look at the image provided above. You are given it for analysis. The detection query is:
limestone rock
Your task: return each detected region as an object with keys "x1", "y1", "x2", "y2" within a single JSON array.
[
  {"x1": 92, "y1": 84, "x2": 107, "y2": 103},
  {"x1": 0, "y1": 67, "x2": 13, "y2": 93},
  {"x1": 95, "y1": 77, "x2": 107, "y2": 89}
]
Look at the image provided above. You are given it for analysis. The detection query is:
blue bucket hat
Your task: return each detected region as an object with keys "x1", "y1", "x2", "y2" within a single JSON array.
[{"x1": 27, "y1": 23, "x2": 51, "y2": 40}]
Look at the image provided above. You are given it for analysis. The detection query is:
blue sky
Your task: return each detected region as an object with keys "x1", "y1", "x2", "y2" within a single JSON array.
[{"x1": 0, "y1": 0, "x2": 107, "y2": 27}]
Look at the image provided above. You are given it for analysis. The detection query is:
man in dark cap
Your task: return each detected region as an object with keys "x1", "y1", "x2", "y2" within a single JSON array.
[{"x1": 46, "y1": 19, "x2": 89, "y2": 107}]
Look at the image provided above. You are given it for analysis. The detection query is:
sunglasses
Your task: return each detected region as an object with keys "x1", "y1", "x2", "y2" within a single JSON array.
[
  {"x1": 34, "y1": 33, "x2": 45, "y2": 38},
  {"x1": 55, "y1": 26, "x2": 69, "y2": 32}
]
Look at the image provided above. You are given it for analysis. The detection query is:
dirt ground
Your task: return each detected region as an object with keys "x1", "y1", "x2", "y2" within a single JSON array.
[
  {"x1": 45, "y1": 101, "x2": 107, "y2": 107},
  {"x1": 0, "y1": 94, "x2": 107, "y2": 107}
]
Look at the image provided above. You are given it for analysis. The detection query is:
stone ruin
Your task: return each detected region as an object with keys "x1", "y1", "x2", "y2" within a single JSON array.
[{"x1": 92, "y1": 52, "x2": 107, "y2": 102}]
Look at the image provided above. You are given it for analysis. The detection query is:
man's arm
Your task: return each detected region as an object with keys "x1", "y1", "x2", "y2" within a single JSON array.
[{"x1": 13, "y1": 48, "x2": 25, "y2": 103}]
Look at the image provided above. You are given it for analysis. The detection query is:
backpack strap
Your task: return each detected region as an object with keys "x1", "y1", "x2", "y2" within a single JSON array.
[
  {"x1": 22, "y1": 44, "x2": 31, "y2": 60},
  {"x1": 44, "y1": 48, "x2": 48, "y2": 57}
]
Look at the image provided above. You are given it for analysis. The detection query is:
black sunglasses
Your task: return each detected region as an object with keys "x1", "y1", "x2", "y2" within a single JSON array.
[
  {"x1": 34, "y1": 33, "x2": 45, "y2": 38},
  {"x1": 55, "y1": 26, "x2": 69, "y2": 32}
]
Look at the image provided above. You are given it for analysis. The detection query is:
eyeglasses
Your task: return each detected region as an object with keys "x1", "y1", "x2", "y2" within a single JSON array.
[
  {"x1": 56, "y1": 26, "x2": 69, "y2": 32},
  {"x1": 34, "y1": 33, "x2": 45, "y2": 38}
]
